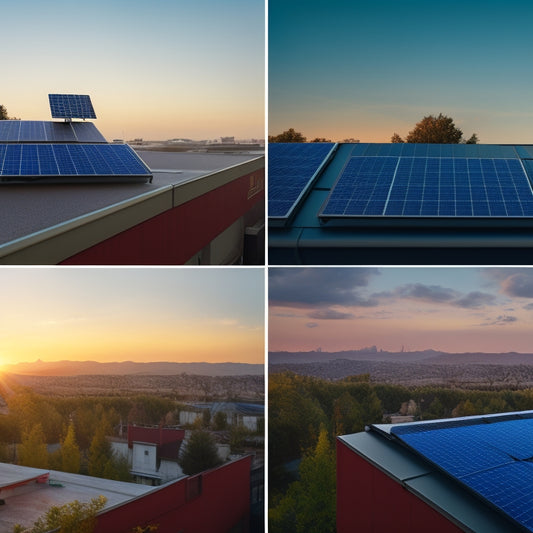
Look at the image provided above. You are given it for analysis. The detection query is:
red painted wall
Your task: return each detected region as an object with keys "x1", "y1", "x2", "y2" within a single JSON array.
[
  {"x1": 61, "y1": 170, "x2": 264, "y2": 265},
  {"x1": 128, "y1": 426, "x2": 185, "y2": 447},
  {"x1": 337, "y1": 440, "x2": 463, "y2": 533},
  {"x1": 95, "y1": 456, "x2": 252, "y2": 533}
]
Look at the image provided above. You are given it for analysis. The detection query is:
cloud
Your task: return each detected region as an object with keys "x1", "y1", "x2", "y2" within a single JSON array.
[
  {"x1": 269, "y1": 268, "x2": 380, "y2": 308},
  {"x1": 308, "y1": 309, "x2": 354, "y2": 320},
  {"x1": 524, "y1": 303, "x2": 533, "y2": 311},
  {"x1": 455, "y1": 291, "x2": 497, "y2": 309},
  {"x1": 376, "y1": 283, "x2": 495, "y2": 309},
  {"x1": 480, "y1": 315, "x2": 518, "y2": 326},
  {"x1": 306, "y1": 322, "x2": 319, "y2": 328},
  {"x1": 482, "y1": 269, "x2": 533, "y2": 297}
]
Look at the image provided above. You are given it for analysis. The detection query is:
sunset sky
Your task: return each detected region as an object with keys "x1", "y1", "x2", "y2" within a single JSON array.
[
  {"x1": 269, "y1": 268, "x2": 533, "y2": 354},
  {"x1": 2, "y1": 0, "x2": 264, "y2": 141},
  {"x1": 270, "y1": 0, "x2": 533, "y2": 143},
  {"x1": 0, "y1": 268, "x2": 264, "y2": 366}
]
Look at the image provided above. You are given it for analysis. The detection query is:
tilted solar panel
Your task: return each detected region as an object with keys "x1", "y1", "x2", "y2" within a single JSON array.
[
  {"x1": 0, "y1": 143, "x2": 151, "y2": 182},
  {"x1": 390, "y1": 414, "x2": 533, "y2": 531},
  {"x1": 49, "y1": 94, "x2": 97, "y2": 120},
  {"x1": 320, "y1": 156, "x2": 533, "y2": 218},
  {"x1": 0, "y1": 121, "x2": 106, "y2": 143},
  {"x1": 269, "y1": 142, "x2": 336, "y2": 221}
]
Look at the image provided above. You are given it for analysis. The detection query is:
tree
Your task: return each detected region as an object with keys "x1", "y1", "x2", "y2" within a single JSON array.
[
  {"x1": 269, "y1": 426, "x2": 336, "y2": 533},
  {"x1": 310, "y1": 137, "x2": 331, "y2": 142},
  {"x1": 269, "y1": 128, "x2": 306, "y2": 143},
  {"x1": 13, "y1": 495, "x2": 107, "y2": 533},
  {"x1": 179, "y1": 430, "x2": 222, "y2": 475},
  {"x1": 392, "y1": 113, "x2": 478, "y2": 144},
  {"x1": 18, "y1": 424, "x2": 48, "y2": 469},
  {"x1": 61, "y1": 422, "x2": 81, "y2": 474},
  {"x1": 88, "y1": 426, "x2": 114, "y2": 478},
  {"x1": 0, "y1": 105, "x2": 9, "y2": 120}
]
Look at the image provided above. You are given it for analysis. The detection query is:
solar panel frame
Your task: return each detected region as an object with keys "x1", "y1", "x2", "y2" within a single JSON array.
[
  {"x1": 0, "y1": 143, "x2": 152, "y2": 183},
  {"x1": 0, "y1": 121, "x2": 106, "y2": 144},
  {"x1": 269, "y1": 142, "x2": 337, "y2": 225},
  {"x1": 319, "y1": 156, "x2": 533, "y2": 221},
  {"x1": 49, "y1": 94, "x2": 97, "y2": 120}
]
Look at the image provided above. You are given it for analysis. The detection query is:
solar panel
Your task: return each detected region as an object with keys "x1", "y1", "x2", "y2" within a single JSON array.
[
  {"x1": 390, "y1": 414, "x2": 533, "y2": 531},
  {"x1": 269, "y1": 142, "x2": 335, "y2": 221},
  {"x1": 0, "y1": 121, "x2": 106, "y2": 143},
  {"x1": 0, "y1": 143, "x2": 151, "y2": 182},
  {"x1": 49, "y1": 94, "x2": 97, "y2": 120},
  {"x1": 320, "y1": 156, "x2": 533, "y2": 218}
]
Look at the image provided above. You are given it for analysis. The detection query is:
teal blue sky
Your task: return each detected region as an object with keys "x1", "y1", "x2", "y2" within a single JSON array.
[
  {"x1": 2, "y1": 0, "x2": 264, "y2": 141},
  {"x1": 269, "y1": 0, "x2": 533, "y2": 143}
]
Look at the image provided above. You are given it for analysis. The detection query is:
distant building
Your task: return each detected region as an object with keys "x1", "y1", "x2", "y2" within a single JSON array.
[
  {"x1": 0, "y1": 456, "x2": 253, "y2": 533},
  {"x1": 221, "y1": 136, "x2": 235, "y2": 144},
  {"x1": 128, "y1": 426, "x2": 185, "y2": 486},
  {"x1": 179, "y1": 402, "x2": 264, "y2": 431},
  {"x1": 337, "y1": 411, "x2": 533, "y2": 532}
]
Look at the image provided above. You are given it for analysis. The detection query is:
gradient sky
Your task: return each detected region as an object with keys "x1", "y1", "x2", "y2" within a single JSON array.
[
  {"x1": 269, "y1": 0, "x2": 533, "y2": 143},
  {"x1": 1, "y1": 0, "x2": 264, "y2": 141},
  {"x1": 269, "y1": 268, "x2": 533, "y2": 353},
  {"x1": 0, "y1": 268, "x2": 264, "y2": 366}
]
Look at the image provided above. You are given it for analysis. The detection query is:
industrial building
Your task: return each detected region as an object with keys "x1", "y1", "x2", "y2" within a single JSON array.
[
  {"x1": 0, "y1": 456, "x2": 252, "y2": 533},
  {"x1": 269, "y1": 142, "x2": 533, "y2": 264},
  {"x1": 0, "y1": 94, "x2": 264, "y2": 264},
  {"x1": 337, "y1": 411, "x2": 533, "y2": 532}
]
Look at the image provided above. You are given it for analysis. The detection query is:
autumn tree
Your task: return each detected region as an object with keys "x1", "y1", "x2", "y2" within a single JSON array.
[
  {"x1": 88, "y1": 426, "x2": 115, "y2": 479},
  {"x1": 18, "y1": 424, "x2": 48, "y2": 469},
  {"x1": 179, "y1": 430, "x2": 222, "y2": 475},
  {"x1": 61, "y1": 422, "x2": 81, "y2": 474},
  {"x1": 269, "y1": 128, "x2": 307, "y2": 143},
  {"x1": 391, "y1": 113, "x2": 478, "y2": 144},
  {"x1": 13, "y1": 495, "x2": 107, "y2": 533},
  {"x1": 269, "y1": 426, "x2": 336, "y2": 533}
]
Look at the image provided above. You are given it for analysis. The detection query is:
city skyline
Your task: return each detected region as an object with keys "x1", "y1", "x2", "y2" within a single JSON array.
[
  {"x1": 269, "y1": 0, "x2": 533, "y2": 144},
  {"x1": 0, "y1": 268, "x2": 264, "y2": 366},
  {"x1": 269, "y1": 268, "x2": 533, "y2": 354},
  {"x1": 1, "y1": 0, "x2": 264, "y2": 141}
]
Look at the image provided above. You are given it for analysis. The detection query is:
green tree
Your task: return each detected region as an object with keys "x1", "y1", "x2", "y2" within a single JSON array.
[
  {"x1": 392, "y1": 113, "x2": 477, "y2": 144},
  {"x1": 269, "y1": 426, "x2": 336, "y2": 533},
  {"x1": 61, "y1": 423, "x2": 81, "y2": 474},
  {"x1": 213, "y1": 410, "x2": 227, "y2": 431},
  {"x1": 179, "y1": 430, "x2": 222, "y2": 475},
  {"x1": 18, "y1": 424, "x2": 48, "y2": 469},
  {"x1": 13, "y1": 495, "x2": 107, "y2": 533},
  {"x1": 88, "y1": 426, "x2": 114, "y2": 479},
  {"x1": 269, "y1": 128, "x2": 307, "y2": 143}
]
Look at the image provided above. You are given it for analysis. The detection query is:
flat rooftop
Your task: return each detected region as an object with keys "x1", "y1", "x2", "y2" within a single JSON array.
[
  {"x1": 0, "y1": 463, "x2": 154, "y2": 531},
  {"x1": 0, "y1": 150, "x2": 264, "y2": 263}
]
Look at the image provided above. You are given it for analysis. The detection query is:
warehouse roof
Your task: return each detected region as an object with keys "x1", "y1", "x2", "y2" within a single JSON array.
[
  {"x1": 339, "y1": 410, "x2": 533, "y2": 532},
  {"x1": 269, "y1": 142, "x2": 533, "y2": 264}
]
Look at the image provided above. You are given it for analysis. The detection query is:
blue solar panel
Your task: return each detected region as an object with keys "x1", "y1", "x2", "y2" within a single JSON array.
[
  {"x1": 0, "y1": 121, "x2": 106, "y2": 143},
  {"x1": 269, "y1": 142, "x2": 335, "y2": 219},
  {"x1": 49, "y1": 94, "x2": 96, "y2": 119},
  {"x1": 321, "y1": 156, "x2": 533, "y2": 218},
  {"x1": 390, "y1": 414, "x2": 533, "y2": 531},
  {"x1": 0, "y1": 143, "x2": 151, "y2": 181}
]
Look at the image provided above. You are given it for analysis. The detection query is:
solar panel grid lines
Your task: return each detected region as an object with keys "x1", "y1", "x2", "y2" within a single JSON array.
[
  {"x1": 0, "y1": 143, "x2": 151, "y2": 180},
  {"x1": 0, "y1": 121, "x2": 107, "y2": 144},
  {"x1": 48, "y1": 94, "x2": 96, "y2": 120},
  {"x1": 268, "y1": 142, "x2": 336, "y2": 219},
  {"x1": 320, "y1": 155, "x2": 533, "y2": 219},
  {"x1": 390, "y1": 415, "x2": 533, "y2": 531}
]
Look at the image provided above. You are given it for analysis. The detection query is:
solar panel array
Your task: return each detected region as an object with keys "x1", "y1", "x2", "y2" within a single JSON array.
[
  {"x1": 321, "y1": 156, "x2": 533, "y2": 218},
  {"x1": 390, "y1": 414, "x2": 533, "y2": 531},
  {"x1": 269, "y1": 142, "x2": 335, "y2": 219},
  {"x1": 0, "y1": 121, "x2": 106, "y2": 143},
  {"x1": 0, "y1": 144, "x2": 151, "y2": 180},
  {"x1": 49, "y1": 94, "x2": 97, "y2": 119}
]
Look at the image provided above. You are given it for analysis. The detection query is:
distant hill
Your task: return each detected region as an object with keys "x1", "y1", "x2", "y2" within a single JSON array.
[
  {"x1": 3, "y1": 360, "x2": 263, "y2": 377},
  {"x1": 269, "y1": 349, "x2": 533, "y2": 366}
]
